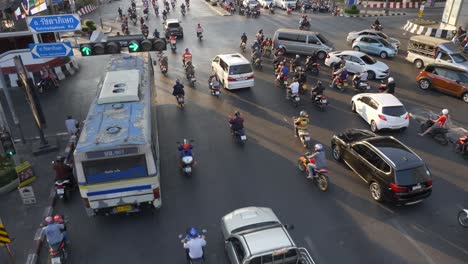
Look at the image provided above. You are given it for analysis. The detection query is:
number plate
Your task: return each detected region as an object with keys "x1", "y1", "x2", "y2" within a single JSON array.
[
  {"x1": 295, "y1": 97, "x2": 300, "y2": 101},
  {"x1": 57, "y1": 188, "x2": 64, "y2": 195},
  {"x1": 412, "y1": 184, "x2": 422, "y2": 191},
  {"x1": 322, "y1": 99, "x2": 327, "y2": 104},
  {"x1": 240, "y1": 135, "x2": 247, "y2": 140},
  {"x1": 238, "y1": 77, "x2": 246, "y2": 81},
  {"x1": 178, "y1": 97, "x2": 184, "y2": 102},
  {"x1": 51, "y1": 257, "x2": 61, "y2": 264},
  {"x1": 284, "y1": 81, "x2": 288, "y2": 84},
  {"x1": 184, "y1": 167, "x2": 192, "y2": 173},
  {"x1": 191, "y1": 78, "x2": 196, "y2": 82},
  {"x1": 116, "y1": 205, "x2": 132, "y2": 213},
  {"x1": 304, "y1": 136, "x2": 310, "y2": 141},
  {"x1": 215, "y1": 91, "x2": 220, "y2": 95}
]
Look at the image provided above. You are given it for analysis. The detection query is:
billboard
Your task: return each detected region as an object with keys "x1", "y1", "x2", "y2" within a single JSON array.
[{"x1": 14, "y1": 0, "x2": 48, "y2": 20}]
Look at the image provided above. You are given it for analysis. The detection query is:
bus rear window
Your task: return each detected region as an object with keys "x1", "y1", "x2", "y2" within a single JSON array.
[{"x1": 83, "y1": 155, "x2": 148, "y2": 184}]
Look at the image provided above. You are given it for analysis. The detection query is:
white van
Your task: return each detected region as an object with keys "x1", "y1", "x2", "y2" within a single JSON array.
[
  {"x1": 275, "y1": 0, "x2": 296, "y2": 9},
  {"x1": 211, "y1": 53, "x2": 254, "y2": 90},
  {"x1": 406, "y1": 35, "x2": 468, "y2": 71}
]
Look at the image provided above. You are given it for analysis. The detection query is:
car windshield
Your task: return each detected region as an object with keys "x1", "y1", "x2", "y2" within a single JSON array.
[
  {"x1": 360, "y1": 55, "x2": 376, "y2": 65},
  {"x1": 168, "y1": 23, "x2": 180, "y2": 28},
  {"x1": 382, "y1": 106, "x2": 407, "y2": 117},
  {"x1": 451, "y1": 53, "x2": 467, "y2": 63},
  {"x1": 376, "y1": 32, "x2": 389, "y2": 39},
  {"x1": 230, "y1": 221, "x2": 280, "y2": 234},
  {"x1": 316, "y1": 34, "x2": 329, "y2": 44},
  {"x1": 229, "y1": 64, "x2": 253, "y2": 75},
  {"x1": 395, "y1": 166, "x2": 431, "y2": 186}
]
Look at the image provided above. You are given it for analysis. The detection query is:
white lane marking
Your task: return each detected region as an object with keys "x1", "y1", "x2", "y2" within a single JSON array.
[{"x1": 391, "y1": 220, "x2": 437, "y2": 264}]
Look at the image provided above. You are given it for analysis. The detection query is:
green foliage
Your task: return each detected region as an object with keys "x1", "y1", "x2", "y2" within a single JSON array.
[
  {"x1": 75, "y1": 0, "x2": 97, "y2": 10},
  {"x1": 0, "y1": 156, "x2": 17, "y2": 187},
  {"x1": 345, "y1": 4, "x2": 360, "y2": 15}
]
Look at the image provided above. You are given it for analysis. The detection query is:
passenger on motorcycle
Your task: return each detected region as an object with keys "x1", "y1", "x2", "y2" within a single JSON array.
[
  {"x1": 275, "y1": 45, "x2": 286, "y2": 56},
  {"x1": 252, "y1": 47, "x2": 262, "y2": 63},
  {"x1": 208, "y1": 74, "x2": 220, "y2": 89},
  {"x1": 279, "y1": 62, "x2": 290, "y2": 79},
  {"x1": 182, "y1": 48, "x2": 192, "y2": 66},
  {"x1": 294, "y1": 110, "x2": 309, "y2": 137},
  {"x1": 331, "y1": 65, "x2": 348, "y2": 87},
  {"x1": 43, "y1": 216, "x2": 68, "y2": 246},
  {"x1": 256, "y1": 29, "x2": 264, "y2": 44},
  {"x1": 287, "y1": 78, "x2": 300, "y2": 98},
  {"x1": 229, "y1": 111, "x2": 244, "y2": 133},
  {"x1": 178, "y1": 143, "x2": 193, "y2": 157},
  {"x1": 419, "y1": 109, "x2": 449, "y2": 137},
  {"x1": 53, "y1": 156, "x2": 73, "y2": 182},
  {"x1": 172, "y1": 79, "x2": 185, "y2": 98},
  {"x1": 183, "y1": 228, "x2": 206, "y2": 261},
  {"x1": 306, "y1": 144, "x2": 327, "y2": 179},
  {"x1": 263, "y1": 38, "x2": 272, "y2": 55}
]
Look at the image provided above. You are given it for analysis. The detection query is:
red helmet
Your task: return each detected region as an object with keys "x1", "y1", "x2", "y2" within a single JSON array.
[
  {"x1": 183, "y1": 143, "x2": 191, "y2": 151},
  {"x1": 53, "y1": 215, "x2": 63, "y2": 223}
]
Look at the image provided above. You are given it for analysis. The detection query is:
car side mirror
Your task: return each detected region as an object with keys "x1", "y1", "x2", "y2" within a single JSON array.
[{"x1": 284, "y1": 224, "x2": 294, "y2": 230}]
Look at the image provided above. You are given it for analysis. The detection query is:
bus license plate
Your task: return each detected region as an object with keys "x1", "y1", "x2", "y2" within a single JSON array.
[{"x1": 116, "y1": 205, "x2": 132, "y2": 213}]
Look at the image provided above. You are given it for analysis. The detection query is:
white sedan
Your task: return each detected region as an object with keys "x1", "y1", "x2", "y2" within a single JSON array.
[
  {"x1": 258, "y1": 0, "x2": 273, "y2": 7},
  {"x1": 324, "y1": 50, "x2": 390, "y2": 80},
  {"x1": 346, "y1": 29, "x2": 401, "y2": 49},
  {"x1": 243, "y1": 0, "x2": 259, "y2": 8},
  {"x1": 351, "y1": 93, "x2": 409, "y2": 132}
]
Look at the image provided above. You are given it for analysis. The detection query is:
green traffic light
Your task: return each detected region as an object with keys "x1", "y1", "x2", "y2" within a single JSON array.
[
  {"x1": 7, "y1": 151, "x2": 13, "y2": 156},
  {"x1": 129, "y1": 43, "x2": 139, "y2": 52},
  {"x1": 81, "y1": 46, "x2": 91, "y2": 56}
]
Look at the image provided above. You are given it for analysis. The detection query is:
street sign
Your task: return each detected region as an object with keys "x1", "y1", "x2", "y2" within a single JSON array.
[
  {"x1": 29, "y1": 42, "x2": 74, "y2": 59},
  {"x1": 27, "y1": 14, "x2": 81, "y2": 33},
  {"x1": 16, "y1": 161, "x2": 35, "y2": 187},
  {"x1": 0, "y1": 218, "x2": 12, "y2": 246},
  {"x1": 19, "y1": 186, "x2": 36, "y2": 205}
]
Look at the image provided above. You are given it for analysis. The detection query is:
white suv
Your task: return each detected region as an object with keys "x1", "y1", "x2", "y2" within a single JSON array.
[{"x1": 221, "y1": 207, "x2": 316, "y2": 264}]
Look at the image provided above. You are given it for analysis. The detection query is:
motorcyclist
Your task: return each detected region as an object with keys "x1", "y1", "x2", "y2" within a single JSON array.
[
  {"x1": 118, "y1": 7, "x2": 123, "y2": 19},
  {"x1": 153, "y1": 28, "x2": 160, "y2": 38},
  {"x1": 195, "y1": 23, "x2": 203, "y2": 38},
  {"x1": 43, "y1": 216, "x2": 68, "y2": 247},
  {"x1": 143, "y1": 7, "x2": 149, "y2": 15},
  {"x1": 419, "y1": 109, "x2": 449, "y2": 137},
  {"x1": 162, "y1": 9, "x2": 168, "y2": 19},
  {"x1": 240, "y1": 32, "x2": 247, "y2": 47},
  {"x1": 229, "y1": 111, "x2": 244, "y2": 134},
  {"x1": 380, "y1": 77, "x2": 396, "y2": 94},
  {"x1": 353, "y1": 69, "x2": 368, "y2": 88},
  {"x1": 251, "y1": 47, "x2": 262, "y2": 64},
  {"x1": 307, "y1": 144, "x2": 327, "y2": 179},
  {"x1": 53, "y1": 156, "x2": 73, "y2": 183},
  {"x1": 208, "y1": 74, "x2": 220, "y2": 90},
  {"x1": 182, "y1": 228, "x2": 206, "y2": 262},
  {"x1": 294, "y1": 110, "x2": 309, "y2": 137},
  {"x1": 372, "y1": 18, "x2": 381, "y2": 29},
  {"x1": 256, "y1": 29, "x2": 265, "y2": 44},
  {"x1": 182, "y1": 48, "x2": 193, "y2": 66},
  {"x1": 269, "y1": 2, "x2": 274, "y2": 9},
  {"x1": 331, "y1": 65, "x2": 348, "y2": 87},
  {"x1": 292, "y1": 54, "x2": 302, "y2": 72},
  {"x1": 311, "y1": 81, "x2": 324, "y2": 101},
  {"x1": 300, "y1": 15, "x2": 310, "y2": 28},
  {"x1": 275, "y1": 45, "x2": 286, "y2": 56},
  {"x1": 181, "y1": 2, "x2": 186, "y2": 11},
  {"x1": 172, "y1": 79, "x2": 185, "y2": 99},
  {"x1": 65, "y1": 115, "x2": 79, "y2": 136},
  {"x1": 140, "y1": 16, "x2": 145, "y2": 26},
  {"x1": 287, "y1": 77, "x2": 300, "y2": 99},
  {"x1": 178, "y1": 143, "x2": 193, "y2": 157},
  {"x1": 251, "y1": 40, "x2": 261, "y2": 51}
]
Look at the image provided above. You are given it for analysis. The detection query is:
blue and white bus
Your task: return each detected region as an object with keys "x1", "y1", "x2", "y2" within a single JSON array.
[{"x1": 74, "y1": 54, "x2": 161, "y2": 216}]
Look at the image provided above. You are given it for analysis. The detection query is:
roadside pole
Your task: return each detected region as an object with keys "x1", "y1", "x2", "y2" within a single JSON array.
[{"x1": 0, "y1": 70, "x2": 25, "y2": 144}]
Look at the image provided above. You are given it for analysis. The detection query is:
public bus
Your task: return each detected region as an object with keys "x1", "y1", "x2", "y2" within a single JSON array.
[{"x1": 73, "y1": 53, "x2": 161, "y2": 216}]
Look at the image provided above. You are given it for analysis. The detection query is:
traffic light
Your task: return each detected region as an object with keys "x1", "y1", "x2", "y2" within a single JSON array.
[
  {"x1": 80, "y1": 41, "x2": 121, "y2": 56},
  {"x1": 127, "y1": 38, "x2": 167, "y2": 53},
  {"x1": 0, "y1": 130, "x2": 15, "y2": 156}
]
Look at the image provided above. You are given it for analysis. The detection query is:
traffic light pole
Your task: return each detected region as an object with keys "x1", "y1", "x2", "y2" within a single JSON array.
[{"x1": 0, "y1": 70, "x2": 25, "y2": 143}]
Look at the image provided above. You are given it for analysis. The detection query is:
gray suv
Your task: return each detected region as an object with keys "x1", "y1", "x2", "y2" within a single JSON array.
[
  {"x1": 221, "y1": 207, "x2": 316, "y2": 264},
  {"x1": 164, "y1": 19, "x2": 183, "y2": 38}
]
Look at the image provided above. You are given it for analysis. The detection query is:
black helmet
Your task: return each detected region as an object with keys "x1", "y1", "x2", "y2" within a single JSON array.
[
  {"x1": 234, "y1": 111, "x2": 241, "y2": 117},
  {"x1": 56, "y1": 156, "x2": 65, "y2": 163}
]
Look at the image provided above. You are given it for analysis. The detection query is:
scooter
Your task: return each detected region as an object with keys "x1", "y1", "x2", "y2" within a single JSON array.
[
  {"x1": 458, "y1": 209, "x2": 468, "y2": 227},
  {"x1": 170, "y1": 40, "x2": 177, "y2": 52},
  {"x1": 453, "y1": 136, "x2": 468, "y2": 156},
  {"x1": 252, "y1": 9, "x2": 260, "y2": 18},
  {"x1": 48, "y1": 239, "x2": 68, "y2": 264},
  {"x1": 159, "y1": 53, "x2": 168, "y2": 75},
  {"x1": 269, "y1": 6, "x2": 275, "y2": 14},
  {"x1": 186, "y1": 71, "x2": 196, "y2": 87},
  {"x1": 181, "y1": 8, "x2": 186, "y2": 16},
  {"x1": 297, "y1": 154, "x2": 329, "y2": 191},
  {"x1": 287, "y1": 90, "x2": 300, "y2": 107},
  {"x1": 197, "y1": 31, "x2": 203, "y2": 40},
  {"x1": 176, "y1": 94, "x2": 185, "y2": 108},
  {"x1": 54, "y1": 179, "x2": 71, "y2": 200},
  {"x1": 209, "y1": 79, "x2": 221, "y2": 97},
  {"x1": 299, "y1": 21, "x2": 310, "y2": 31},
  {"x1": 229, "y1": 118, "x2": 247, "y2": 145},
  {"x1": 178, "y1": 228, "x2": 206, "y2": 263},
  {"x1": 177, "y1": 139, "x2": 194, "y2": 176},
  {"x1": 311, "y1": 93, "x2": 328, "y2": 112},
  {"x1": 253, "y1": 57, "x2": 263, "y2": 70},
  {"x1": 352, "y1": 74, "x2": 371, "y2": 93},
  {"x1": 420, "y1": 118, "x2": 449, "y2": 145},
  {"x1": 305, "y1": 62, "x2": 320, "y2": 76},
  {"x1": 240, "y1": 42, "x2": 246, "y2": 52},
  {"x1": 294, "y1": 122, "x2": 311, "y2": 148}
]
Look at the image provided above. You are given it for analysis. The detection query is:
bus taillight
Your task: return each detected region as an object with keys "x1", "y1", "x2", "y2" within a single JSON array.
[
  {"x1": 153, "y1": 187, "x2": 161, "y2": 200},
  {"x1": 82, "y1": 198, "x2": 90, "y2": 208}
]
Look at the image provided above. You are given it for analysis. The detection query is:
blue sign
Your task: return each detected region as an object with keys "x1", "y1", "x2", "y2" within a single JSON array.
[
  {"x1": 29, "y1": 42, "x2": 74, "y2": 59},
  {"x1": 26, "y1": 14, "x2": 81, "y2": 33}
]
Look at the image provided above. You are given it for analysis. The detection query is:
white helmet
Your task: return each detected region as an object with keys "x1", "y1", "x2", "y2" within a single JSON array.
[
  {"x1": 388, "y1": 77, "x2": 394, "y2": 83},
  {"x1": 314, "y1": 143, "x2": 323, "y2": 151},
  {"x1": 442, "y1": 109, "x2": 449, "y2": 115},
  {"x1": 296, "y1": 54, "x2": 300, "y2": 58}
]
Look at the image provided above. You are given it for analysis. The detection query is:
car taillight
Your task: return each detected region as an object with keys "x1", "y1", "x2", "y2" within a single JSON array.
[
  {"x1": 405, "y1": 113, "x2": 410, "y2": 120},
  {"x1": 390, "y1": 182, "x2": 408, "y2": 193},
  {"x1": 378, "y1": 114, "x2": 387, "y2": 121},
  {"x1": 247, "y1": 74, "x2": 254, "y2": 80},
  {"x1": 425, "y1": 180, "x2": 433, "y2": 187},
  {"x1": 326, "y1": 54, "x2": 330, "y2": 59},
  {"x1": 227, "y1": 77, "x2": 237, "y2": 81},
  {"x1": 82, "y1": 198, "x2": 90, "y2": 208},
  {"x1": 153, "y1": 187, "x2": 161, "y2": 200}
]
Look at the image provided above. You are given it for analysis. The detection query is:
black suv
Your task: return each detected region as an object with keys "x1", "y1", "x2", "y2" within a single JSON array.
[{"x1": 331, "y1": 129, "x2": 432, "y2": 205}]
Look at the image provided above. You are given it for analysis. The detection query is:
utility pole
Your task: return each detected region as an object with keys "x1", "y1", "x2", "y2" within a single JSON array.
[
  {"x1": 0, "y1": 68, "x2": 25, "y2": 143},
  {"x1": 385, "y1": 0, "x2": 390, "y2": 15}
]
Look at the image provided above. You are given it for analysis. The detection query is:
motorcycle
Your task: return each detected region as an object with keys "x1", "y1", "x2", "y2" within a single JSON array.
[
  {"x1": 286, "y1": 7, "x2": 292, "y2": 15},
  {"x1": 253, "y1": 57, "x2": 263, "y2": 70},
  {"x1": 277, "y1": 75, "x2": 288, "y2": 89},
  {"x1": 240, "y1": 42, "x2": 246, "y2": 52},
  {"x1": 288, "y1": 91, "x2": 300, "y2": 107},
  {"x1": 311, "y1": 93, "x2": 328, "y2": 112},
  {"x1": 294, "y1": 119, "x2": 311, "y2": 148},
  {"x1": 37, "y1": 77, "x2": 58, "y2": 93},
  {"x1": 181, "y1": 8, "x2": 186, "y2": 16},
  {"x1": 420, "y1": 118, "x2": 449, "y2": 145},
  {"x1": 297, "y1": 154, "x2": 329, "y2": 192},
  {"x1": 454, "y1": 136, "x2": 468, "y2": 155},
  {"x1": 54, "y1": 179, "x2": 71, "y2": 200},
  {"x1": 299, "y1": 21, "x2": 311, "y2": 31},
  {"x1": 144, "y1": 12, "x2": 149, "y2": 20},
  {"x1": 170, "y1": 40, "x2": 177, "y2": 52},
  {"x1": 209, "y1": 79, "x2": 221, "y2": 97},
  {"x1": 458, "y1": 209, "x2": 468, "y2": 227},
  {"x1": 176, "y1": 94, "x2": 185, "y2": 108},
  {"x1": 352, "y1": 74, "x2": 371, "y2": 93},
  {"x1": 186, "y1": 71, "x2": 196, "y2": 87},
  {"x1": 159, "y1": 53, "x2": 168, "y2": 75},
  {"x1": 197, "y1": 31, "x2": 203, "y2": 40},
  {"x1": 332, "y1": 74, "x2": 348, "y2": 92},
  {"x1": 371, "y1": 24, "x2": 383, "y2": 31},
  {"x1": 131, "y1": 17, "x2": 137, "y2": 26},
  {"x1": 269, "y1": 7, "x2": 275, "y2": 14},
  {"x1": 305, "y1": 62, "x2": 320, "y2": 76},
  {"x1": 48, "y1": 238, "x2": 68, "y2": 264},
  {"x1": 171, "y1": 1, "x2": 176, "y2": 9},
  {"x1": 142, "y1": 28, "x2": 149, "y2": 39},
  {"x1": 178, "y1": 228, "x2": 206, "y2": 264},
  {"x1": 229, "y1": 119, "x2": 247, "y2": 144},
  {"x1": 177, "y1": 139, "x2": 194, "y2": 176},
  {"x1": 163, "y1": 12, "x2": 167, "y2": 20},
  {"x1": 252, "y1": 9, "x2": 260, "y2": 18}
]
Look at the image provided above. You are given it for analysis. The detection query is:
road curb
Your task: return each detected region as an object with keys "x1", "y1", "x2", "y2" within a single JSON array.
[
  {"x1": 343, "y1": 12, "x2": 406, "y2": 17},
  {"x1": 402, "y1": 20, "x2": 452, "y2": 39},
  {"x1": 202, "y1": 1, "x2": 231, "y2": 16}
]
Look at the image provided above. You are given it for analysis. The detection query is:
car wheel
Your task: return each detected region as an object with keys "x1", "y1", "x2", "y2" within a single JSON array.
[
  {"x1": 369, "y1": 182, "x2": 383, "y2": 202},
  {"x1": 462, "y1": 92, "x2": 468, "y2": 103},
  {"x1": 353, "y1": 46, "x2": 360, "y2": 51},
  {"x1": 317, "y1": 51, "x2": 326, "y2": 60},
  {"x1": 418, "y1": 79, "x2": 431, "y2": 90},
  {"x1": 332, "y1": 144, "x2": 342, "y2": 161},
  {"x1": 367, "y1": 71, "x2": 376, "y2": 80},
  {"x1": 351, "y1": 102, "x2": 356, "y2": 113},
  {"x1": 415, "y1": 59, "x2": 424, "y2": 69},
  {"x1": 370, "y1": 120, "x2": 378, "y2": 132},
  {"x1": 380, "y1": 51, "x2": 388, "y2": 59}
]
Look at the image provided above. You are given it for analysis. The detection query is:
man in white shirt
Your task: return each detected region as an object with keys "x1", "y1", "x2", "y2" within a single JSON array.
[
  {"x1": 65, "y1": 116, "x2": 79, "y2": 136},
  {"x1": 287, "y1": 78, "x2": 300, "y2": 99},
  {"x1": 183, "y1": 236, "x2": 207, "y2": 261}
]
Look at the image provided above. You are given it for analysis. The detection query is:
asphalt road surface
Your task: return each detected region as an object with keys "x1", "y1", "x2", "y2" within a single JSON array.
[{"x1": 37, "y1": 2, "x2": 467, "y2": 264}]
